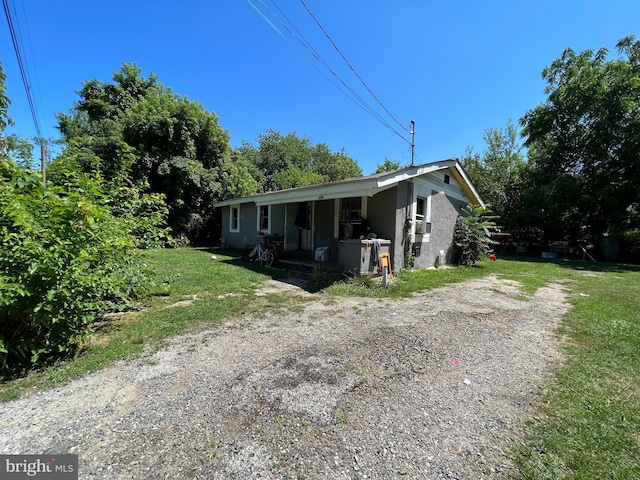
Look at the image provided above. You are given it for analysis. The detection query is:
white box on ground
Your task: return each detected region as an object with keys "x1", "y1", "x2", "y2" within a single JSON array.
[{"x1": 315, "y1": 247, "x2": 329, "y2": 261}]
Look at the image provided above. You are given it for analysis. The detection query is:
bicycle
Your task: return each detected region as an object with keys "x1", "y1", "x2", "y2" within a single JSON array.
[{"x1": 244, "y1": 238, "x2": 275, "y2": 266}]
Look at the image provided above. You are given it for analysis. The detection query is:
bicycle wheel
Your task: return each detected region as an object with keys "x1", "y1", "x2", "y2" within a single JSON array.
[{"x1": 262, "y1": 251, "x2": 275, "y2": 267}]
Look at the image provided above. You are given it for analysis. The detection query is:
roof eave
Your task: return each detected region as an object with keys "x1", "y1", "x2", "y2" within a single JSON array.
[{"x1": 214, "y1": 158, "x2": 484, "y2": 208}]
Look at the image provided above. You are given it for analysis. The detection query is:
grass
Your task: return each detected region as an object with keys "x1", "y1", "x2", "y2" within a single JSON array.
[
  {"x1": 324, "y1": 263, "x2": 492, "y2": 298},
  {"x1": 513, "y1": 261, "x2": 640, "y2": 479},
  {"x1": 335, "y1": 403, "x2": 352, "y2": 424},
  {"x1": 1, "y1": 248, "x2": 639, "y2": 478},
  {"x1": 0, "y1": 247, "x2": 288, "y2": 401}
]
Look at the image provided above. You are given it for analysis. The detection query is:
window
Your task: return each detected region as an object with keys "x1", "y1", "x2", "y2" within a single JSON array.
[
  {"x1": 340, "y1": 197, "x2": 362, "y2": 222},
  {"x1": 230, "y1": 206, "x2": 239, "y2": 232},
  {"x1": 444, "y1": 174, "x2": 450, "y2": 184},
  {"x1": 415, "y1": 196, "x2": 432, "y2": 235},
  {"x1": 416, "y1": 197, "x2": 425, "y2": 218},
  {"x1": 257, "y1": 205, "x2": 271, "y2": 234}
]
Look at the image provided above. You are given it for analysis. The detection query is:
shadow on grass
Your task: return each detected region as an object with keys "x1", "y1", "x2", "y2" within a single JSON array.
[
  {"x1": 197, "y1": 246, "x2": 292, "y2": 279},
  {"x1": 498, "y1": 254, "x2": 640, "y2": 274}
]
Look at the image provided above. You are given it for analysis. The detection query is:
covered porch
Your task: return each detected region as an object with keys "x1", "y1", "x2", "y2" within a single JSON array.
[{"x1": 260, "y1": 197, "x2": 391, "y2": 274}]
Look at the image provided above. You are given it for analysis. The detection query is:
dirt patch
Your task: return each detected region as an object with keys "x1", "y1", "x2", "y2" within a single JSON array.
[
  {"x1": 166, "y1": 294, "x2": 199, "y2": 308},
  {"x1": 0, "y1": 275, "x2": 571, "y2": 479}
]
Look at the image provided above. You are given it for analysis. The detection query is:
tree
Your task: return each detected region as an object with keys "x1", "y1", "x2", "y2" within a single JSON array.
[
  {"x1": 0, "y1": 68, "x2": 167, "y2": 374},
  {"x1": 235, "y1": 130, "x2": 362, "y2": 192},
  {"x1": 373, "y1": 157, "x2": 401, "y2": 173},
  {"x1": 520, "y1": 36, "x2": 640, "y2": 242},
  {"x1": 54, "y1": 63, "x2": 233, "y2": 241},
  {"x1": 461, "y1": 120, "x2": 526, "y2": 229},
  {"x1": 0, "y1": 61, "x2": 11, "y2": 132}
]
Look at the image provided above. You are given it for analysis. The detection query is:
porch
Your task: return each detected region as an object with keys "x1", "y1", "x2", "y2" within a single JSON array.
[{"x1": 264, "y1": 234, "x2": 392, "y2": 276}]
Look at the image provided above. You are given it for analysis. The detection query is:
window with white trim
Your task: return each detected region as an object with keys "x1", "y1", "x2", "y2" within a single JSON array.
[
  {"x1": 230, "y1": 205, "x2": 240, "y2": 233},
  {"x1": 415, "y1": 196, "x2": 432, "y2": 235},
  {"x1": 257, "y1": 205, "x2": 271, "y2": 234}
]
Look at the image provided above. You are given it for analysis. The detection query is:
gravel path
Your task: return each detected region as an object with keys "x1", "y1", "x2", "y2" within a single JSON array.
[{"x1": 0, "y1": 275, "x2": 571, "y2": 479}]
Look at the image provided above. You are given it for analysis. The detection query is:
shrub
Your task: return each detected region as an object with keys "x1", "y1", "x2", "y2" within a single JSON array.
[
  {"x1": 0, "y1": 159, "x2": 161, "y2": 375},
  {"x1": 454, "y1": 205, "x2": 500, "y2": 266}
]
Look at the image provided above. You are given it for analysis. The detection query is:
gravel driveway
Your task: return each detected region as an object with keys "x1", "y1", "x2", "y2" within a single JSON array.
[{"x1": 0, "y1": 274, "x2": 570, "y2": 479}]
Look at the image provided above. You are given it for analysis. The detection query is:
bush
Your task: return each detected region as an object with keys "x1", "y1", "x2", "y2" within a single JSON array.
[
  {"x1": 454, "y1": 205, "x2": 500, "y2": 266},
  {"x1": 0, "y1": 159, "x2": 162, "y2": 375}
]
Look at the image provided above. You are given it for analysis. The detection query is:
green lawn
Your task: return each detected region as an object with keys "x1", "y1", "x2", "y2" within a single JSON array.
[
  {"x1": 0, "y1": 247, "x2": 288, "y2": 401},
  {"x1": 1, "y1": 248, "x2": 639, "y2": 479},
  {"x1": 511, "y1": 260, "x2": 640, "y2": 479}
]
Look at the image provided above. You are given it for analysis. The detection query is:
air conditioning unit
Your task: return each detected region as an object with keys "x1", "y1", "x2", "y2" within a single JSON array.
[{"x1": 415, "y1": 220, "x2": 432, "y2": 235}]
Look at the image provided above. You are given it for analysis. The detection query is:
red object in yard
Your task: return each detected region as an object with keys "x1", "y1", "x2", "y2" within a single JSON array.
[{"x1": 488, "y1": 254, "x2": 497, "y2": 261}]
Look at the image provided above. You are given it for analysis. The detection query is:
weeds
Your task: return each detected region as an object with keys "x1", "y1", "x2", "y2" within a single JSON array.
[{"x1": 335, "y1": 403, "x2": 352, "y2": 424}]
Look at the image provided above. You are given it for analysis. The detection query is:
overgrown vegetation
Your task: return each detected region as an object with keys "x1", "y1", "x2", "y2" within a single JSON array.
[
  {"x1": 53, "y1": 64, "x2": 363, "y2": 243},
  {"x1": 0, "y1": 248, "x2": 287, "y2": 400},
  {"x1": 0, "y1": 158, "x2": 167, "y2": 376},
  {"x1": 454, "y1": 204, "x2": 500, "y2": 266},
  {"x1": 0, "y1": 60, "x2": 169, "y2": 376},
  {"x1": 461, "y1": 36, "x2": 640, "y2": 256},
  {"x1": 0, "y1": 58, "x2": 362, "y2": 378},
  {"x1": 1, "y1": 37, "x2": 640, "y2": 475}
]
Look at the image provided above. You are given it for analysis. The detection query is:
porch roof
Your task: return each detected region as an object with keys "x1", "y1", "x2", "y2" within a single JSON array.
[{"x1": 214, "y1": 158, "x2": 484, "y2": 208}]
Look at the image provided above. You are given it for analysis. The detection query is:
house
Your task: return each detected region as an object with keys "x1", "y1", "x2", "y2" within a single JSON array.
[{"x1": 214, "y1": 159, "x2": 484, "y2": 272}]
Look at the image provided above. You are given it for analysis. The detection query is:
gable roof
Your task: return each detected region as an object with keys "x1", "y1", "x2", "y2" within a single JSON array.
[{"x1": 214, "y1": 158, "x2": 484, "y2": 208}]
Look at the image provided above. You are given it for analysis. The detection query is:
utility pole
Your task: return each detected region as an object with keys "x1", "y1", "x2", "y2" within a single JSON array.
[
  {"x1": 40, "y1": 142, "x2": 46, "y2": 184},
  {"x1": 410, "y1": 120, "x2": 415, "y2": 166}
]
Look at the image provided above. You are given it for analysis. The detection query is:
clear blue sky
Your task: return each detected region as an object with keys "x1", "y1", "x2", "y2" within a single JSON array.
[{"x1": 2, "y1": 0, "x2": 639, "y2": 174}]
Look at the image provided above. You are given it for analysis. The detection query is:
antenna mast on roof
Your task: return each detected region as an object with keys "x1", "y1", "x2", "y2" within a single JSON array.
[{"x1": 410, "y1": 120, "x2": 415, "y2": 166}]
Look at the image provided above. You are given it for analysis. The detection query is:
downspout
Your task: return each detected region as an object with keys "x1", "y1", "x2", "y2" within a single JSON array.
[{"x1": 404, "y1": 179, "x2": 414, "y2": 268}]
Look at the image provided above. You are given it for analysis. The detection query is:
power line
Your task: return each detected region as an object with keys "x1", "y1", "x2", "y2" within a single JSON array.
[
  {"x1": 16, "y1": 0, "x2": 48, "y2": 136},
  {"x1": 2, "y1": 0, "x2": 42, "y2": 139},
  {"x1": 247, "y1": 0, "x2": 375, "y2": 122},
  {"x1": 300, "y1": 0, "x2": 409, "y2": 132},
  {"x1": 247, "y1": 0, "x2": 410, "y2": 145},
  {"x1": 256, "y1": 0, "x2": 408, "y2": 143},
  {"x1": 263, "y1": 0, "x2": 407, "y2": 141}
]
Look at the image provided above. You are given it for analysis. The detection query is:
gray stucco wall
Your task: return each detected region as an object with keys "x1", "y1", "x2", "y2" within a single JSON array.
[
  {"x1": 393, "y1": 183, "x2": 411, "y2": 271},
  {"x1": 366, "y1": 185, "x2": 407, "y2": 273},
  {"x1": 412, "y1": 192, "x2": 464, "y2": 268},
  {"x1": 367, "y1": 187, "x2": 397, "y2": 240}
]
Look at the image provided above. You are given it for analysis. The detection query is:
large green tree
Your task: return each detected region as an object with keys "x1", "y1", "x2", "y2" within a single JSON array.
[
  {"x1": 520, "y1": 36, "x2": 640, "y2": 242},
  {"x1": 462, "y1": 120, "x2": 526, "y2": 229},
  {"x1": 373, "y1": 157, "x2": 402, "y2": 174},
  {"x1": 53, "y1": 63, "x2": 233, "y2": 241},
  {"x1": 235, "y1": 130, "x2": 362, "y2": 192},
  {"x1": 1, "y1": 63, "x2": 167, "y2": 373}
]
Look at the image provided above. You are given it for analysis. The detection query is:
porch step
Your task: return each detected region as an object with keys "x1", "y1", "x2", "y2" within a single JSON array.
[
  {"x1": 279, "y1": 258, "x2": 316, "y2": 269},
  {"x1": 287, "y1": 265, "x2": 314, "y2": 280}
]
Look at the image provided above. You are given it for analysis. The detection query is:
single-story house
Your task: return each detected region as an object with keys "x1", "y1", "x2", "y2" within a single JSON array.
[{"x1": 214, "y1": 158, "x2": 485, "y2": 273}]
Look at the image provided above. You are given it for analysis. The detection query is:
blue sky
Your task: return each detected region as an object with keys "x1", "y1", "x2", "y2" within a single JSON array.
[{"x1": 2, "y1": 0, "x2": 639, "y2": 174}]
